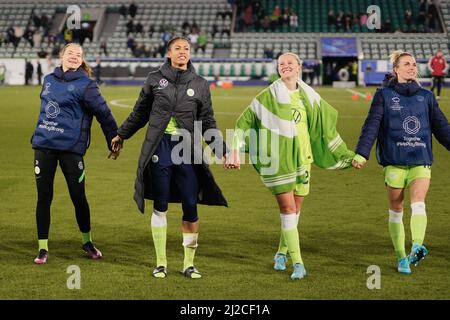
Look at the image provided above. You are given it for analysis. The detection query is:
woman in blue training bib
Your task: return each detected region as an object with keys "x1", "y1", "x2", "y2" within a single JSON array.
[
  {"x1": 31, "y1": 43, "x2": 119, "y2": 264},
  {"x1": 353, "y1": 50, "x2": 450, "y2": 274}
]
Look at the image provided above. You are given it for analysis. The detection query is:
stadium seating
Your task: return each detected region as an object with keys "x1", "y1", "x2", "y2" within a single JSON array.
[
  {"x1": 242, "y1": 0, "x2": 432, "y2": 33},
  {"x1": 0, "y1": 0, "x2": 449, "y2": 80}
]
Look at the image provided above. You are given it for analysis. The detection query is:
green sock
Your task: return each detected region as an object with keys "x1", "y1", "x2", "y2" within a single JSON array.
[
  {"x1": 81, "y1": 232, "x2": 92, "y2": 245},
  {"x1": 411, "y1": 215, "x2": 427, "y2": 245},
  {"x1": 388, "y1": 210, "x2": 406, "y2": 260},
  {"x1": 277, "y1": 232, "x2": 288, "y2": 255},
  {"x1": 182, "y1": 233, "x2": 198, "y2": 271},
  {"x1": 38, "y1": 239, "x2": 48, "y2": 251},
  {"x1": 282, "y1": 228, "x2": 303, "y2": 265},
  {"x1": 152, "y1": 226, "x2": 167, "y2": 267},
  {"x1": 277, "y1": 212, "x2": 299, "y2": 255}
]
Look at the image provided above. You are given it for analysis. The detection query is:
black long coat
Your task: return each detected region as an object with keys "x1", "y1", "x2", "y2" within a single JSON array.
[{"x1": 118, "y1": 60, "x2": 228, "y2": 213}]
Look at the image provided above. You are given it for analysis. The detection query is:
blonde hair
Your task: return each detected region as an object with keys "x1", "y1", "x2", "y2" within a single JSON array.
[
  {"x1": 60, "y1": 43, "x2": 93, "y2": 77},
  {"x1": 389, "y1": 50, "x2": 414, "y2": 77},
  {"x1": 278, "y1": 52, "x2": 303, "y2": 66}
]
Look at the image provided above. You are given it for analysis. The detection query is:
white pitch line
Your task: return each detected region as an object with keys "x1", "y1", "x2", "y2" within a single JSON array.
[{"x1": 109, "y1": 99, "x2": 135, "y2": 108}]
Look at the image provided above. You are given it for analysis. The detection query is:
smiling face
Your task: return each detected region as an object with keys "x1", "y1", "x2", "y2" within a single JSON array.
[
  {"x1": 277, "y1": 53, "x2": 302, "y2": 80},
  {"x1": 167, "y1": 39, "x2": 191, "y2": 69},
  {"x1": 60, "y1": 44, "x2": 83, "y2": 72},
  {"x1": 394, "y1": 55, "x2": 417, "y2": 82}
]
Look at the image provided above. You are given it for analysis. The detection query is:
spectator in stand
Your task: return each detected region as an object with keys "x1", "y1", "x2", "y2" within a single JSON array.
[
  {"x1": 336, "y1": 11, "x2": 343, "y2": 31},
  {"x1": 242, "y1": 4, "x2": 253, "y2": 31},
  {"x1": 262, "y1": 16, "x2": 270, "y2": 32},
  {"x1": 253, "y1": 1, "x2": 265, "y2": 31},
  {"x1": 25, "y1": 59, "x2": 34, "y2": 85},
  {"x1": 64, "y1": 28, "x2": 73, "y2": 44},
  {"x1": 192, "y1": 21, "x2": 199, "y2": 33},
  {"x1": 126, "y1": 20, "x2": 135, "y2": 36},
  {"x1": 270, "y1": 5, "x2": 281, "y2": 30},
  {"x1": 328, "y1": 10, "x2": 336, "y2": 26},
  {"x1": 427, "y1": 0, "x2": 438, "y2": 20},
  {"x1": 189, "y1": 31, "x2": 199, "y2": 53},
  {"x1": 134, "y1": 44, "x2": 146, "y2": 58},
  {"x1": 182, "y1": 21, "x2": 191, "y2": 35},
  {"x1": 34, "y1": 30, "x2": 42, "y2": 48},
  {"x1": 427, "y1": 13, "x2": 437, "y2": 32},
  {"x1": 263, "y1": 45, "x2": 274, "y2": 59},
  {"x1": 127, "y1": 36, "x2": 136, "y2": 56},
  {"x1": 129, "y1": 2, "x2": 138, "y2": 19},
  {"x1": 344, "y1": 12, "x2": 353, "y2": 32},
  {"x1": 95, "y1": 57, "x2": 102, "y2": 84},
  {"x1": 100, "y1": 39, "x2": 108, "y2": 56},
  {"x1": 161, "y1": 31, "x2": 171, "y2": 50},
  {"x1": 211, "y1": 23, "x2": 219, "y2": 39},
  {"x1": 0, "y1": 33, "x2": 4, "y2": 47},
  {"x1": 14, "y1": 26, "x2": 24, "y2": 49},
  {"x1": 6, "y1": 26, "x2": 15, "y2": 45},
  {"x1": 221, "y1": 20, "x2": 231, "y2": 37},
  {"x1": 197, "y1": 31, "x2": 207, "y2": 53},
  {"x1": 418, "y1": 0, "x2": 427, "y2": 26},
  {"x1": 24, "y1": 25, "x2": 35, "y2": 47},
  {"x1": 352, "y1": 13, "x2": 360, "y2": 29},
  {"x1": 47, "y1": 32, "x2": 56, "y2": 46},
  {"x1": 119, "y1": 4, "x2": 128, "y2": 18},
  {"x1": 428, "y1": 49, "x2": 448, "y2": 100},
  {"x1": 37, "y1": 60, "x2": 43, "y2": 85},
  {"x1": 135, "y1": 22, "x2": 144, "y2": 36},
  {"x1": 289, "y1": 10, "x2": 298, "y2": 29},
  {"x1": 41, "y1": 14, "x2": 49, "y2": 35},
  {"x1": 383, "y1": 19, "x2": 392, "y2": 33},
  {"x1": 32, "y1": 11, "x2": 41, "y2": 29},
  {"x1": 360, "y1": 13, "x2": 368, "y2": 27},
  {"x1": 148, "y1": 24, "x2": 155, "y2": 38},
  {"x1": 281, "y1": 8, "x2": 290, "y2": 27},
  {"x1": 405, "y1": 10, "x2": 413, "y2": 26}
]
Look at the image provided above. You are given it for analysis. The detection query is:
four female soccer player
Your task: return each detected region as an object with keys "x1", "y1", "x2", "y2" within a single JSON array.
[
  {"x1": 31, "y1": 43, "x2": 449, "y2": 281},
  {"x1": 353, "y1": 50, "x2": 450, "y2": 274},
  {"x1": 31, "y1": 43, "x2": 119, "y2": 264}
]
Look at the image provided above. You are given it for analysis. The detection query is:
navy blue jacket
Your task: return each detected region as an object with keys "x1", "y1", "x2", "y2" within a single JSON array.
[
  {"x1": 356, "y1": 74, "x2": 450, "y2": 166},
  {"x1": 32, "y1": 67, "x2": 117, "y2": 155}
]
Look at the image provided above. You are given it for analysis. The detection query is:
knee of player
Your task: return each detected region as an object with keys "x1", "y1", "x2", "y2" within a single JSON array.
[{"x1": 182, "y1": 211, "x2": 199, "y2": 223}]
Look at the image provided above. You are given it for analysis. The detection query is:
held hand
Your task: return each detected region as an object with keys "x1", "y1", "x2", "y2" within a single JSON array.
[
  {"x1": 352, "y1": 154, "x2": 367, "y2": 169},
  {"x1": 224, "y1": 150, "x2": 240, "y2": 170},
  {"x1": 108, "y1": 150, "x2": 120, "y2": 160},
  {"x1": 352, "y1": 159, "x2": 364, "y2": 169},
  {"x1": 111, "y1": 135, "x2": 123, "y2": 153}
]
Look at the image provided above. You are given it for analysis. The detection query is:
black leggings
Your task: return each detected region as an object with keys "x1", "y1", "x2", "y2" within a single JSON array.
[
  {"x1": 431, "y1": 76, "x2": 444, "y2": 97},
  {"x1": 34, "y1": 149, "x2": 90, "y2": 239}
]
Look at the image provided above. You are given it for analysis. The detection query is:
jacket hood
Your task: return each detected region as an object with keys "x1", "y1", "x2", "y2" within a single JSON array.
[
  {"x1": 382, "y1": 72, "x2": 421, "y2": 96},
  {"x1": 53, "y1": 67, "x2": 88, "y2": 81},
  {"x1": 159, "y1": 59, "x2": 197, "y2": 84}
]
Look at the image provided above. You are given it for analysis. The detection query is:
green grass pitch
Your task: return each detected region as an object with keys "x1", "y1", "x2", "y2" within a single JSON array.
[{"x1": 0, "y1": 85, "x2": 449, "y2": 299}]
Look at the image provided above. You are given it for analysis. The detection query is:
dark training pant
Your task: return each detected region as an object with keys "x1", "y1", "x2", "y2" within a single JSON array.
[
  {"x1": 34, "y1": 149, "x2": 91, "y2": 239},
  {"x1": 431, "y1": 75, "x2": 444, "y2": 97},
  {"x1": 150, "y1": 134, "x2": 199, "y2": 222}
]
